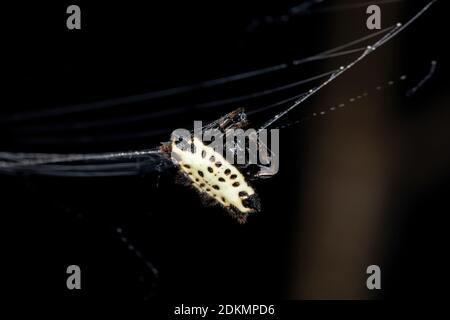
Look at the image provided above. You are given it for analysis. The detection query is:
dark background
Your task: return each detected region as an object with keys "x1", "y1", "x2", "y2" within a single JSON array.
[{"x1": 2, "y1": 0, "x2": 449, "y2": 306}]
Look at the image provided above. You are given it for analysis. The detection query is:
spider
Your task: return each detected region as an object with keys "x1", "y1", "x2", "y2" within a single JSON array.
[{"x1": 160, "y1": 108, "x2": 277, "y2": 223}]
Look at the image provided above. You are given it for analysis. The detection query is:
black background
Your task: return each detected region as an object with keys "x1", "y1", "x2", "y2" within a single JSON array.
[{"x1": 2, "y1": 0, "x2": 449, "y2": 308}]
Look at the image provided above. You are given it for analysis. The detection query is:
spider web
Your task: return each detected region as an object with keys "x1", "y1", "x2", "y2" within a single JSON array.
[
  {"x1": 0, "y1": 0, "x2": 440, "y2": 301},
  {"x1": 0, "y1": 0, "x2": 438, "y2": 178}
]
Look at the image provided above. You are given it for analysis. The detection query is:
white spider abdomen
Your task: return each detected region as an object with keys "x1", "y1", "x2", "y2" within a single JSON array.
[{"x1": 170, "y1": 136, "x2": 260, "y2": 221}]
